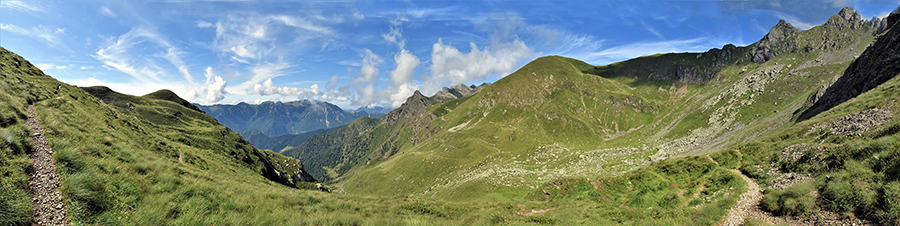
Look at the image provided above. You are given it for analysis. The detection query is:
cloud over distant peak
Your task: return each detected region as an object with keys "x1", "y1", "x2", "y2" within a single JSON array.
[{"x1": 423, "y1": 38, "x2": 533, "y2": 95}]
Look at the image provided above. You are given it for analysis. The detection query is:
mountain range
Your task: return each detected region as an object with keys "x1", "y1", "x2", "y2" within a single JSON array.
[
  {"x1": 195, "y1": 99, "x2": 383, "y2": 138},
  {"x1": 2, "y1": 6, "x2": 899, "y2": 225}
]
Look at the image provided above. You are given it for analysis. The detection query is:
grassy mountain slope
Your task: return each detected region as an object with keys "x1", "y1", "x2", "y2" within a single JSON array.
[
  {"x1": 7, "y1": 46, "x2": 721, "y2": 225},
  {"x1": 1, "y1": 6, "x2": 896, "y2": 225},
  {"x1": 286, "y1": 7, "x2": 885, "y2": 205},
  {"x1": 282, "y1": 84, "x2": 488, "y2": 182},
  {"x1": 0, "y1": 46, "x2": 329, "y2": 224}
]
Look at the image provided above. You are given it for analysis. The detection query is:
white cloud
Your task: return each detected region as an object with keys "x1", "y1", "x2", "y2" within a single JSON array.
[
  {"x1": 189, "y1": 67, "x2": 228, "y2": 104},
  {"x1": 351, "y1": 7, "x2": 365, "y2": 20},
  {"x1": 581, "y1": 38, "x2": 720, "y2": 65},
  {"x1": 250, "y1": 78, "x2": 321, "y2": 97},
  {"x1": 99, "y1": 6, "x2": 115, "y2": 18},
  {"x1": 424, "y1": 38, "x2": 533, "y2": 95},
  {"x1": 0, "y1": 23, "x2": 67, "y2": 48},
  {"x1": 641, "y1": 20, "x2": 664, "y2": 39},
  {"x1": 230, "y1": 61, "x2": 291, "y2": 93},
  {"x1": 270, "y1": 15, "x2": 335, "y2": 35},
  {"x1": 230, "y1": 45, "x2": 256, "y2": 59},
  {"x1": 93, "y1": 26, "x2": 192, "y2": 83},
  {"x1": 80, "y1": 66, "x2": 93, "y2": 70},
  {"x1": 383, "y1": 48, "x2": 422, "y2": 108},
  {"x1": 34, "y1": 63, "x2": 53, "y2": 71},
  {"x1": 55, "y1": 65, "x2": 67, "y2": 69},
  {"x1": 390, "y1": 49, "x2": 420, "y2": 85},
  {"x1": 349, "y1": 49, "x2": 381, "y2": 106},
  {"x1": 389, "y1": 82, "x2": 418, "y2": 108},
  {"x1": 768, "y1": 11, "x2": 816, "y2": 30},
  {"x1": 382, "y1": 26, "x2": 404, "y2": 48},
  {"x1": 0, "y1": 0, "x2": 47, "y2": 13},
  {"x1": 196, "y1": 20, "x2": 214, "y2": 28},
  {"x1": 206, "y1": 14, "x2": 339, "y2": 97}
]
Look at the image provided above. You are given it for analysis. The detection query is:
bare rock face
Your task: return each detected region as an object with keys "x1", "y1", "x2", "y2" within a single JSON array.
[
  {"x1": 750, "y1": 20, "x2": 800, "y2": 63},
  {"x1": 432, "y1": 83, "x2": 489, "y2": 102},
  {"x1": 825, "y1": 7, "x2": 866, "y2": 30},
  {"x1": 381, "y1": 90, "x2": 431, "y2": 124},
  {"x1": 803, "y1": 15, "x2": 900, "y2": 116}
]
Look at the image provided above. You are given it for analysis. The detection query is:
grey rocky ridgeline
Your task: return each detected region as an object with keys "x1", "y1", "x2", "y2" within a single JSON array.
[{"x1": 26, "y1": 105, "x2": 68, "y2": 226}]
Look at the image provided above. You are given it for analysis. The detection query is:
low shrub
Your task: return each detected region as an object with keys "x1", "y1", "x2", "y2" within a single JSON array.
[{"x1": 761, "y1": 181, "x2": 817, "y2": 216}]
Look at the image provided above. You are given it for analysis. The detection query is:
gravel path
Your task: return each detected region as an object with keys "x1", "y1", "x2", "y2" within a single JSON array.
[
  {"x1": 723, "y1": 169, "x2": 805, "y2": 226},
  {"x1": 722, "y1": 169, "x2": 875, "y2": 226},
  {"x1": 26, "y1": 105, "x2": 68, "y2": 226}
]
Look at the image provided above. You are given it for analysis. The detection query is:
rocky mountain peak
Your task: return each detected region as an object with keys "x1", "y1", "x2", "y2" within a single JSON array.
[
  {"x1": 381, "y1": 90, "x2": 431, "y2": 124},
  {"x1": 825, "y1": 6, "x2": 865, "y2": 30},
  {"x1": 838, "y1": 6, "x2": 862, "y2": 20},
  {"x1": 801, "y1": 7, "x2": 900, "y2": 119},
  {"x1": 765, "y1": 20, "x2": 799, "y2": 43},
  {"x1": 748, "y1": 20, "x2": 800, "y2": 63},
  {"x1": 431, "y1": 83, "x2": 489, "y2": 102}
]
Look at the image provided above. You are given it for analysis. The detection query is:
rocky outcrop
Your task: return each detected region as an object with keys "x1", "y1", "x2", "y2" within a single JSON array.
[
  {"x1": 825, "y1": 7, "x2": 867, "y2": 30},
  {"x1": 381, "y1": 90, "x2": 431, "y2": 124},
  {"x1": 431, "y1": 83, "x2": 490, "y2": 102},
  {"x1": 802, "y1": 14, "x2": 900, "y2": 117},
  {"x1": 252, "y1": 147, "x2": 317, "y2": 187},
  {"x1": 750, "y1": 20, "x2": 800, "y2": 63},
  {"x1": 809, "y1": 108, "x2": 893, "y2": 137},
  {"x1": 703, "y1": 44, "x2": 740, "y2": 67}
]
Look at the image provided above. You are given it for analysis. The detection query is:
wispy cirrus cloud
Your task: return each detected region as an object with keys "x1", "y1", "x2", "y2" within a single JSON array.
[
  {"x1": 99, "y1": 6, "x2": 116, "y2": 18},
  {"x1": 582, "y1": 38, "x2": 722, "y2": 65},
  {"x1": 93, "y1": 26, "x2": 193, "y2": 83},
  {"x1": 0, "y1": 0, "x2": 47, "y2": 13},
  {"x1": 201, "y1": 13, "x2": 340, "y2": 95},
  {"x1": 0, "y1": 23, "x2": 67, "y2": 48},
  {"x1": 767, "y1": 11, "x2": 817, "y2": 30}
]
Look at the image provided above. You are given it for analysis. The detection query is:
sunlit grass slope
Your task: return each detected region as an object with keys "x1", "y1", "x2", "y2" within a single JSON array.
[
  {"x1": 1, "y1": 45, "x2": 753, "y2": 226},
  {"x1": 323, "y1": 9, "x2": 883, "y2": 204}
]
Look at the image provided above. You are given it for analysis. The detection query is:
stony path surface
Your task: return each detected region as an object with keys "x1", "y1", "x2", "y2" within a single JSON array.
[
  {"x1": 26, "y1": 105, "x2": 68, "y2": 226},
  {"x1": 723, "y1": 169, "x2": 766, "y2": 226},
  {"x1": 722, "y1": 169, "x2": 875, "y2": 226}
]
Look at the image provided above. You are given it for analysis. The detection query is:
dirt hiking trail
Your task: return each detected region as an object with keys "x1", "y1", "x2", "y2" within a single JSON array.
[{"x1": 26, "y1": 105, "x2": 68, "y2": 226}]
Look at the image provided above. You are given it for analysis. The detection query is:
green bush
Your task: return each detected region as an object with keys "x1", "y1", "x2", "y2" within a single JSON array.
[
  {"x1": 64, "y1": 169, "x2": 113, "y2": 216},
  {"x1": 710, "y1": 149, "x2": 742, "y2": 169},
  {"x1": 761, "y1": 181, "x2": 817, "y2": 216},
  {"x1": 876, "y1": 181, "x2": 900, "y2": 225}
]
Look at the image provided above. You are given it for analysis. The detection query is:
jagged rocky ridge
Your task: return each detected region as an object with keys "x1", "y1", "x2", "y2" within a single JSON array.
[{"x1": 801, "y1": 9, "x2": 900, "y2": 118}]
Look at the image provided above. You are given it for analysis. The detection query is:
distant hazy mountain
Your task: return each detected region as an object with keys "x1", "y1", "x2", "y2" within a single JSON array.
[
  {"x1": 196, "y1": 100, "x2": 382, "y2": 137},
  {"x1": 353, "y1": 105, "x2": 393, "y2": 115}
]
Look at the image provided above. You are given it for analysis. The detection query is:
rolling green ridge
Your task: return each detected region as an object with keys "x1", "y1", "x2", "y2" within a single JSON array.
[
  {"x1": 285, "y1": 8, "x2": 899, "y2": 225},
  {"x1": 283, "y1": 84, "x2": 488, "y2": 183},
  {"x1": 2, "y1": 44, "x2": 744, "y2": 225},
  {"x1": 1, "y1": 6, "x2": 898, "y2": 226},
  {"x1": 292, "y1": 7, "x2": 884, "y2": 201}
]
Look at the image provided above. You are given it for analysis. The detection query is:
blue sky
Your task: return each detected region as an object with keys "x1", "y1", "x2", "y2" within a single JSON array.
[{"x1": 2, "y1": 0, "x2": 898, "y2": 109}]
